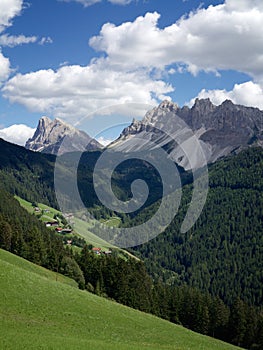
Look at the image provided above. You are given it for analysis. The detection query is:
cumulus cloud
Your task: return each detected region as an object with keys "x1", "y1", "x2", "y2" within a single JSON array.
[
  {"x1": 60, "y1": 0, "x2": 133, "y2": 7},
  {"x1": 4, "y1": 0, "x2": 263, "y2": 119},
  {"x1": 0, "y1": 0, "x2": 24, "y2": 82},
  {"x1": 0, "y1": 0, "x2": 45, "y2": 83},
  {"x1": 0, "y1": 0, "x2": 23, "y2": 33},
  {"x1": 0, "y1": 52, "x2": 11, "y2": 83},
  {"x1": 90, "y1": 2, "x2": 263, "y2": 78},
  {"x1": 225, "y1": 0, "x2": 263, "y2": 11},
  {"x1": 0, "y1": 124, "x2": 35, "y2": 146},
  {"x1": 2, "y1": 60, "x2": 173, "y2": 122},
  {"x1": 189, "y1": 81, "x2": 263, "y2": 110}
]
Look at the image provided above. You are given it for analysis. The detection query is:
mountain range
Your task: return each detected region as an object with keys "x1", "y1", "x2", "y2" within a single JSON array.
[
  {"x1": 24, "y1": 99, "x2": 263, "y2": 169},
  {"x1": 111, "y1": 99, "x2": 263, "y2": 169}
]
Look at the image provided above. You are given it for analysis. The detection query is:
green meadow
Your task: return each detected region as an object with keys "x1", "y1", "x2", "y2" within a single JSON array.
[{"x1": 0, "y1": 249, "x2": 242, "y2": 350}]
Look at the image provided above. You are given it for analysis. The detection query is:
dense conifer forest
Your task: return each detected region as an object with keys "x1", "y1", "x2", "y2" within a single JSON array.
[{"x1": 130, "y1": 148, "x2": 263, "y2": 309}]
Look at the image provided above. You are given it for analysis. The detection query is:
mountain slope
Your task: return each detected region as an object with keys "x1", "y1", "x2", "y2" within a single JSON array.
[
  {"x1": 131, "y1": 147, "x2": 263, "y2": 306},
  {"x1": 111, "y1": 99, "x2": 263, "y2": 169},
  {"x1": 0, "y1": 137, "x2": 58, "y2": 207},
  {"x1": 0, "y1": 249, "x2": 242, "y2": 350},
  {"x1": 0, "y1": 138, "x2": 182, "y2": 213},
  {"x1": 26, "y1": 116, "x2": 102, "y2": 155}
]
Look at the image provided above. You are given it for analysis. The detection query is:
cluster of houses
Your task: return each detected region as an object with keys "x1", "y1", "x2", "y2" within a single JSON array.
[
  {"x1": 34, "y1": 207, "x2": 112, "y2": 255},
  {"x1": 55, "y1": 227, "x2": 73, "y2": 234},
  {"x1": 33, "y1": 207, "x2": 73, "y2": 232},
  {"x1": 44, "y1": 221, "x2": 73, "y2": 235},
  {"x1": 34, "y1": 207, "x2": 50, "y2": 214},
  {"x1": 45, "y1": 220, "x2": 59, "y2": 227},
  {"x1": 92, "y1": 247, "x2": 112, "y2": 256}
]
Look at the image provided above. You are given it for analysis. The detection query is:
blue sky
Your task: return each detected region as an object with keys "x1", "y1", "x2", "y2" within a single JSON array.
[{"x1": 0, "y1": 0, "x2": 262, "y2": 145}]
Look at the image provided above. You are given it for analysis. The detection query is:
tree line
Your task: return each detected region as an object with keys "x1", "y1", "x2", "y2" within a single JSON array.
[{"x1": 76, "y1": 246, "x2": 263, "y2": 349}]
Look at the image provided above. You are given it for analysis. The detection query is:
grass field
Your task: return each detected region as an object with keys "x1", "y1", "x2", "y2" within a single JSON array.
[
  {"x1": 73, "y1": 216, "x2": 115, "y2": 250},
  {"x1": 15, "y1": 196, "x2": 61, "y2": 222},
  {"x1": 0, "y1": 249, "x2": 242, "y2": 350},
  {"x1": 101, "y1": 216, "x2": 122, "y2": 227}
]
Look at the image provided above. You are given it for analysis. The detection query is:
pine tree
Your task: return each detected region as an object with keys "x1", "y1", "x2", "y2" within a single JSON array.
[
  {"x1": 228, "y1": 298, "x2": 247, "y2": 347},
  {"x1": 0, "y1": 220, "x2": 12, "y2": 251},
  {"x1": 208, "y1": 296, "x2": 229, "y2": 339}
]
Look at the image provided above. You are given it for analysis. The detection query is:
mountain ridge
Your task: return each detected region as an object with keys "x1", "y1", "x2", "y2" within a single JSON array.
[{"x1": 111, "y1": 98, "x2": 263, "y2": 170}]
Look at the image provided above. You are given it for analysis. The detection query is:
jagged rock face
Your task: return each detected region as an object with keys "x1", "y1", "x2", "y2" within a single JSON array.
[
  {"x1": 110, "y1": 99, "x2": 263, "y2": 170},
  {"x1": 25, "y1": 116, "x2": 102, "y2": 155}
]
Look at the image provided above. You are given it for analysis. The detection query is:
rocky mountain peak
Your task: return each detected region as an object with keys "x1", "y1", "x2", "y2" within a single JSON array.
[
  {"x1": 193, "y1": 97, "x2": 213, "y2": 106},
  {"x1": 40, "y1": 115, "x2": 52, "y2": 125},
  {"x1": 192, "y1": 98, "x2": 216, "y2": 115},
  {"x1": 159, "y1": 99, "x2": 179, "y2": 111},
  {"x1": 25, "y1": 116, "x2": 102, "y2": 155},
  {"x1": 111, "y1": 99, "x2": 263, "y2": 170},
  {"x1": 37, "y1": 116, "x2": 52, "y2": 133}
]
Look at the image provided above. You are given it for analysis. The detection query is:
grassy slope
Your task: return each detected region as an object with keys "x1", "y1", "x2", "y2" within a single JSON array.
[
  {"x1": 0, "y1": 249, "x2": 241, "y2": 350},
  {"x1": 15, "y1": 196, "x2": 137, "y2": 259},
  {"x1": 15, "y1": 196, "x2": 61, "y2": 218},
  {"x1": 101, "y1": 216, "x2": 122, "y2": 227},
  {"x1": 15, "y1": 196, "x2": 115, "y2": 249}
]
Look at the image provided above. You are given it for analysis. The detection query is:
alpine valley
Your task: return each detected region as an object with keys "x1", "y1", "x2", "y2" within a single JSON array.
[{"x1": 1, "y1": 99, "x2": 263, "y2": 350}]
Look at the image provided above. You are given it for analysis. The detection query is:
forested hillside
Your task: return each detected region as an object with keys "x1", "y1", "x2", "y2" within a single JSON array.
[
  {"x1": 0, "y1": 188, "x2": 86, "y2": 287},
  {"x1": 0, "y1": 138, "x2": 57, "y2": 207},
  {"x1": 131, "y1": 148, "x2": 263, "y2": 307},
  {"x1": 0, "y1": 138, "x2": 174, "y2": 213}
]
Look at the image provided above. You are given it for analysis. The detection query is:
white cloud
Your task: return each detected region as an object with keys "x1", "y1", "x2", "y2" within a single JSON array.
[
  {"x1": 90, "y1": 2, "x2": 263, "y2": 78},
  {"x1": 4, "y1": 0, "x2": 263, "y2": 121},
  {"x1": 39, "y1": 37, "x2": 53, "y2": 45},
  {"x1": 60, "y1": 0, "x2": 133, "y2": 7},
  {"x1": 0, "y1": 0, "x2": 23, "y2": 33},
  {"x1": 60, "y1": 0, "x2": 101, "y2": 6},
  {"x1": 0, "y1": 0, "x2": 24, "y2": 82},
  {"x1": 0, "y1": 34, "x2": 53, "y2": 48},
  {"x1": 0, "y1": 52, "x2": 11, "y2": 83},
  {"x1": 189, "y1": 81, "x2": 263, "y2": 110},
  {"x1": 108, "y1": 0, "x2": 133, "y2": 4},
  {"x1": 0, "y1": 124, "x2": 35, "y2": 146},
  {"x1": 0, "y1": 34, "x2": 37, "y2": 47},
  {"x1": 225, "y1": 0, "x2": 263, "y2": 11},
  {"x1": 2, "y1": 60, "x2": 173, "y2": 122},
  {"x1": 0, "y1": 0, "x2": 44, "y2": 83}
]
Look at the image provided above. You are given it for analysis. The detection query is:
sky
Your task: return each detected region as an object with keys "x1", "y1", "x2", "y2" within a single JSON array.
[{"x1": 0, "y1": 0, "x2": 262, "y2": 146}]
